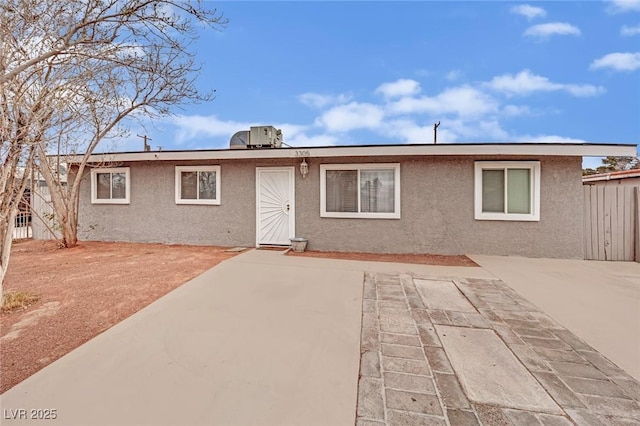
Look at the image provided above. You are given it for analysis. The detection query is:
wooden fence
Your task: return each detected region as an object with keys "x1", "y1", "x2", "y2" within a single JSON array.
[
  {"x1": 583, "y1": 186, "x2": 639, "y2": 262},
  {"x1": 31, "y1": 187, "x2": 61, "y2": 240}
]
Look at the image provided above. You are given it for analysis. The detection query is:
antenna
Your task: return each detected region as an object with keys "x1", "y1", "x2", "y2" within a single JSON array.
[
  {"x1": 433, "y1": 121, "x2": 440, "y2": 144},
  {"x1": 137, "y1": 134, "x2": 152, "y2": 152}
]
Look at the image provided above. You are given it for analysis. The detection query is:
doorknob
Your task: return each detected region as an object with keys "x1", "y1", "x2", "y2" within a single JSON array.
[{"x1": 286, "y1": 203, "x2": 290, "y2": 212}]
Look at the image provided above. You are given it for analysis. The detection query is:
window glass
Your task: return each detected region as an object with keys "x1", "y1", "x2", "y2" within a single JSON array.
[
  {"x1": 326, "y1": 170, "x2": 358, "y2": 212},
  {"x1": 91, "y1": 168, "x2": 130, "y2": 204},
  {"x1": 175, "y1": 166, "x2": 220, "y2": 205},
  {"x1": 96, "y1": 173, "x2": 111, "y2": 199},
  {"x1": 181, "y1": 171, "x2": 197, "y2": 199},
  {"x1": 475, "y1": 161, "x2": 539, "y2": 221},
  {"x1": 111, "y1": 173, "x2": 127, "y2": 199},
  {"x1": 361, "y1": 169, "x2": 395, "y2": 213},
  {"x1": 507, "y1": 169, "x2": 531, "y2": 214},
  {"x1": 482, "y1": 169, "x2": 504, "y2": 213},
  {"x1": 198, "y1": 171, "x2": 216, "y2": 200}
]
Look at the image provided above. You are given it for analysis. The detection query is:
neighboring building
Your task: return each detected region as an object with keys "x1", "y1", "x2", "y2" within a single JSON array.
[
  {"x1": 582, "y1": 169, "x2": 640, "y2": 187},
  {"x1": 64, "y1": 139, "x2": 636, "y2": 259}
]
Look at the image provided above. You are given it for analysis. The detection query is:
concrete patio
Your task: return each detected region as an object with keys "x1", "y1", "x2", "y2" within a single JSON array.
[{"x1": 1, "y1": 249, "x2": 639, "y2": 425}]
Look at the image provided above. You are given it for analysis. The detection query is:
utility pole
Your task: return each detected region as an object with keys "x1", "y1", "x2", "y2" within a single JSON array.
[
  {"x1": 137, "y1": 134, "x2": 152, "y2": 151},
  {"x1": 433, "y1": 121, "x2": 440, "y2": 144}
]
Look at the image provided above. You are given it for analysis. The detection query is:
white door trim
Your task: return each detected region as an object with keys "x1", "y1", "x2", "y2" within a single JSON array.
[{"x1": 255, "y1": 167, "x2": 295, "y2": 246}]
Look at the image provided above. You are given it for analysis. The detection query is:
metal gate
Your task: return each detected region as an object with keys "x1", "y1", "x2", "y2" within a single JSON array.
[{"x1": 12, "y1": 188, "x2": 32, "y2": 240}]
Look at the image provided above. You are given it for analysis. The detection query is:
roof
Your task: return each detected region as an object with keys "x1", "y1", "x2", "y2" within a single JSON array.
[
  {"x1": 67, "y1": 142, "x2": 637, "y2": 164},
  {"x1": 582, "y1": 168, "x2": 640, "y2": 183}
]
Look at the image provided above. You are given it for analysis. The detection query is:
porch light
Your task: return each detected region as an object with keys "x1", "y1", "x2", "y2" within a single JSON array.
[{"x1": 300, "y1": 158, "x2": 309, "y2": 178}]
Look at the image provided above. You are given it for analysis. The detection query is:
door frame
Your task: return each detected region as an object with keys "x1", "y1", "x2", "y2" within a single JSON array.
[{"x1": 255, "y1": 166, "x2": 295, "y2": 247}]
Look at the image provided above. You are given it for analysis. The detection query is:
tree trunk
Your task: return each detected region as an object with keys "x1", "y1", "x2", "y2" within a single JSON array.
[
  {"x1": 0, "y1": 210, "x2": 17, "y2": 300},
  {"x1": 61, "y1": 207, "x2": 78, "y2": 247}
]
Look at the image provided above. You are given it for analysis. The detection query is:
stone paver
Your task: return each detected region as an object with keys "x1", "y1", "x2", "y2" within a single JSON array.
[{"x1": 356, "y1": 272, "x2": 640, "y2": 426}]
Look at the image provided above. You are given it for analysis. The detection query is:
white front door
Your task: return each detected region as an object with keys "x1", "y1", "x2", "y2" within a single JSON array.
[{"x1": 256, "y1": 167, "x2": 295, "y2": 246}]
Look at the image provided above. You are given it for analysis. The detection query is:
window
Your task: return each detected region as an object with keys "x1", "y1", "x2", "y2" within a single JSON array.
[
  {"x1": 474, "y1": 161, "x2": 540, "y2": 221},
  {"x1": 91, "y1": 167, "x2": 130, "y2": 204},
  {"x1": 320, "y1": 164, "x2": 400, "y2": 219},
  {"x1": 175, "y1": 166, "x2": 221, "y2": 205}
]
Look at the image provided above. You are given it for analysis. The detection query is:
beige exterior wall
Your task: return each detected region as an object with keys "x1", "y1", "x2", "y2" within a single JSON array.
[{"x1": 75, "y1": 155, "x2": 584, "y2": 258}]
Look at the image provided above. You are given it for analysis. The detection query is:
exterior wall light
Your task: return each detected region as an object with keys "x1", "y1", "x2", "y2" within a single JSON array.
[{"x1": 300, "y1": 158, "x2": 309, "y2": 178}]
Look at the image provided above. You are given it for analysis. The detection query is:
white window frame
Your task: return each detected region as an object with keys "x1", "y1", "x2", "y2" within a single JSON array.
[
  {"x1": 175, "y1": 165, "x2": 221, "y2": 205},
  {"x1": 91, "y1": 167, "x2": 130, "y2": 204},
  {"x1": 474, "y1": 161, "x2": 541, "y2": 221},
  {"x1": 320, "y1": 163, "x2": 401, "y2": 219}
]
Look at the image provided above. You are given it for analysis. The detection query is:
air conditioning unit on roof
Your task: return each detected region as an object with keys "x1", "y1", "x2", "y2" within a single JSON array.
[
  {"x1": 229, "y1": 126, "x2": 283, "y2": 149},
  {"x1": 248, "y1": 126, "x2": 282, "y2": 148}
]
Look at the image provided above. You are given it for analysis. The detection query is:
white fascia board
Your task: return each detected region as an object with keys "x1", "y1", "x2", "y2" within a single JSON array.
[{"x1": 70, "y1": 143, "x2": 637, "y2": 164}]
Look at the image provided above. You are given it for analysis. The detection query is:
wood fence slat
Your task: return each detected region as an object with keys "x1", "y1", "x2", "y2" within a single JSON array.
[
  {"x1": 623, "y1": 187, "x2": 634, "y2": 261},
  {"x1": 593, "y1": 186, "x2": 603, "y2": 260},
  {"x1": 610, "y1": 187, "x2": 619, "y2": 260},
  {"x1": 584, "y1": 185, "x2": 639, "y2": 262},
  {"x1": 600, "y1": 186, "x2": 610, "y2": 260},
  {"x1": 583, "y1": 187, "x2": 593, "y2": 259},
  {"x1": 615, "y1": 187, "x2": 626, "y2": 260},
  {"x1": 636, "y1": 187, "x2": 640, "y2": 263},
  {"x1": 591, "y1": 186, "x2": 599, "y2": 259}
]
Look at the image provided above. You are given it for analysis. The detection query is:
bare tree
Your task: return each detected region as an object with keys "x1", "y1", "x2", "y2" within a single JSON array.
[{"x1": 0, "y1": 0, "x2": 227, "y2": 292}]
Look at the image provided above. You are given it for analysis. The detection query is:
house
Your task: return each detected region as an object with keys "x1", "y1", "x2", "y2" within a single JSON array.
[
  {"x1": 65, "y1": 137, "x2": 636, "y2": 259},
  {"x1": 582, "y1": 169, "x2": 640, "y2": 187}
]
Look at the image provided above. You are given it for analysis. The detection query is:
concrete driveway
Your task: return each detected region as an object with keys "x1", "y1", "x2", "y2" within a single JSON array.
[
  {"x1": 1, "y1": 249, "x2": 366, "y2": 426},
  {"x1": 2, "y1": 249, "x2": 639, "y2": 425},
  {"x1": 471, "y1": 255, "x2": 640, "y2": 381}
]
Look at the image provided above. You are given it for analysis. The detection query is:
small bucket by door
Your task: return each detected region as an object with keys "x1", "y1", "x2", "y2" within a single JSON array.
[{"x1": 290, "y1": 238, "x2": 308, "y2": 253}]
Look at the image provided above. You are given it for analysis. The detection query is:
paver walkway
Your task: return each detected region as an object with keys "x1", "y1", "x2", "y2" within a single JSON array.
[{"x1": 357, "y1": 272, "x2": 640, "y2": 425}]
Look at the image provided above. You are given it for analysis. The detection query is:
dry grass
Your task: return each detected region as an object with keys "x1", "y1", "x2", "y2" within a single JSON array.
[{"x1": 1, "y1": 291, "x2": 40, "y2": 313}]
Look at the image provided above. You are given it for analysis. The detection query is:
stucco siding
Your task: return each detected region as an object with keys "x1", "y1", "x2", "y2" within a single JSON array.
[
  {"x1": 78, "y1": 160, "x2": 259, "y2": 246},
  {"x1": 76, "y1": 155, "x2": 584, "y2": 258},
  {"x1": 296, "y1": 156, "x2": 583, "y2": 258}
]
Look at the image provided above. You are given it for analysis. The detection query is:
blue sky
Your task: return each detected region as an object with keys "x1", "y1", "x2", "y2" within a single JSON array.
[{"x1": 123, "y1": 1, "x2": 640, "y2": 167}]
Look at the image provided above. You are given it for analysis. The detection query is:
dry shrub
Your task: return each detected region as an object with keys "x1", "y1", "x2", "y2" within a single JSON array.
[{"x1": 1, "y1": 291, "x2": 39, "y2": 313}]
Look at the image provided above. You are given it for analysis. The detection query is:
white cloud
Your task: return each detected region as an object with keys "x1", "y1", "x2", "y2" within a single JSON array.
[
  {"x1": 170, "y1": 70, "x2": 604, "y2": 150},
  {"x1": 298, "y1": 92, "x2": 351, "y2": 108},
  {"x1": 272, "y1": 123, "x2": 309, "y2": 143},
  {"x1": 170, "y1": 116, "x2": 310, "y2": 147},
  {"x1": 621, "y1": 24, "x2": 640, "y2": 35},
  {"x1": 590, "y1": 52, "x2": 640, "y2": 71},
  {"x1": 524, "y1": 22, "x2": 581, "y2": 39},
  {"x1": 510, "y1": 4, "x2": 547, "y2": 20},
  {"x1": 607, "y1": 0, "x2": 640, "y2": 14},
  {"x1": 517, "y1": 134, "x2": 587, "y2": 143},
  {"x1": 442, "y1": 119, "x2": 509, "y2": 141},
  {"x1": 387, "y1": 85, "x2": 498, "y2": 118},
  {"x1": 315, "y1": 102, "x2": 385, "y2": 132},
  {"x1": 381, "y1": 119, "x2": 440, "y2": 143},
  {"x1": 486, "y1": 70, "x2": 605, "y2": 97},
  {"x1": 445, "y1": 70, "x2": 462, "y2": 82},
  {"x1": 286, "y1": 133, "x2": 339, "y2": 147},
  {"x1": 502, "y1": 105, "x2": 532, "y2": 117},
  {"x1": 375, "y1": 79, "x2": 422, "y2": 98},
  {"x1": 171, "y1": 115, "x2": 255, "y2": 145}
]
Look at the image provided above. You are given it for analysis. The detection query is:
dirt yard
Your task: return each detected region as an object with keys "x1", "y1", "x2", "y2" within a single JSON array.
[
  {"x1": 287, "y1": 250, "x2": 478, "y2": 267},
  {"x1": 0, "y1": 240, "x2": 238, "y2": 394}
]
